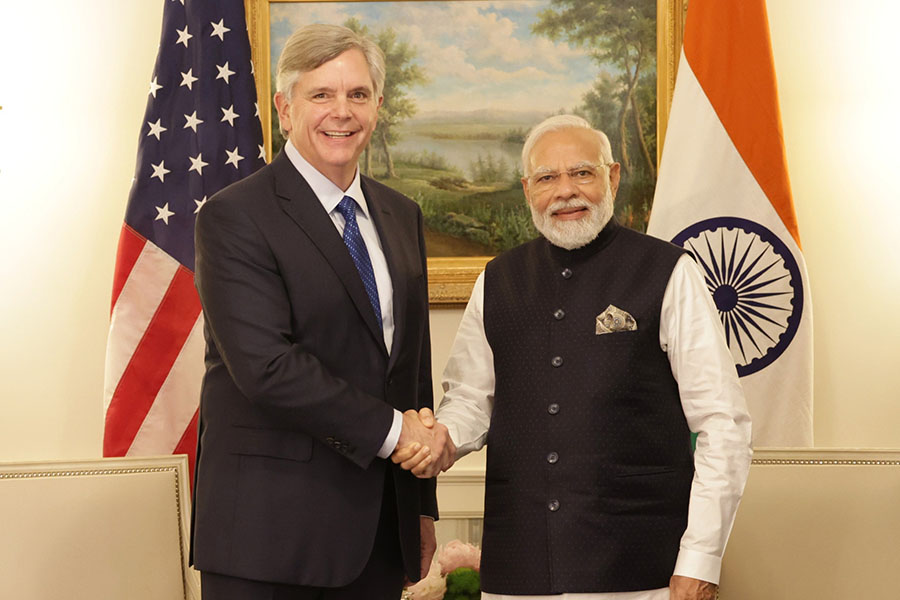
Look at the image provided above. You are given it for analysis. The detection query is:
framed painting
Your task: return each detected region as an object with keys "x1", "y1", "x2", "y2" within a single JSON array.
[{"x1": 244, "y1": 0, "x2": 685, "y2": 304}]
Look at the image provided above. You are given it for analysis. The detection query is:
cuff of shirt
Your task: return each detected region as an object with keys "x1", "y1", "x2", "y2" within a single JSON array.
[
  {"x1": 672, "y1": 547, "x2": 723, "y2": 586},
  {"x1": 376, "y1": 409, "x2": 403, "y2": 459},
  {"x1": 443, "y1": 423, "x2": 461, "y2": 449}
]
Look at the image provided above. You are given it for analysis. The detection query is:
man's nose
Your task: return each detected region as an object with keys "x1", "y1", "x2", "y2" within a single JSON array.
[
  {"x1": 552, "y1": 172, "x2": 579, "y2": 198},
  {"x1": 330, "y1": 96, "x2": 352, "y2": 118}
]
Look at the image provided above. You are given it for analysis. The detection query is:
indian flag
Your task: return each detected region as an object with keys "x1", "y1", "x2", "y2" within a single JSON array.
[{"x1": 649, "y1": 0, "x2": 812, "y2": 446}]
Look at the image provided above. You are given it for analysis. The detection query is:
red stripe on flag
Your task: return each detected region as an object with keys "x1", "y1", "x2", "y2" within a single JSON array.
[
  {"x1": 110, "y1": 225, "x2": 148, "y2": 314},
  {"x1": 103, "y1": 265, "x2": 202, "y2": 456},
  {"x1": 174, "y1": 409, "x2": 199, "y2": 491},
  {"x1": 684, "y1": 0, "x2": 800, "y2": 247}
]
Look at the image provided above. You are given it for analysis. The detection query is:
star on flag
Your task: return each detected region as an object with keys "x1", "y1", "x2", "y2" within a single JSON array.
[{"x1": 105, "y1": 0, "x2": 266, "y2": 477}]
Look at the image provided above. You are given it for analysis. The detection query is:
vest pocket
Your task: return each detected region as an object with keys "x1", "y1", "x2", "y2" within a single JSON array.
[
  {"x1": 614, "y1": 466, "x2": 676, "y2": 478},
  {"x1": 603, "y1": 465, "x2": 692, "y2": 515}
]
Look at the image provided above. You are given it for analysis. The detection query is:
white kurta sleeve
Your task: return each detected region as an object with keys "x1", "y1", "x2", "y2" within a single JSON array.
[
  {"x1": 661, "y1": 254, "x2": 753, "y2": 585},
  {"x1": 436, "y1": 271, "x2": 495, "y2": 458}
]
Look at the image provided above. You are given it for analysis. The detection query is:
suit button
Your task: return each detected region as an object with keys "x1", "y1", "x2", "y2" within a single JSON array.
[
  {"x1": 548, "y1": 403, "x2": 560, "y2": 415},
  {"x1": 547, "y1": 452, "x2": 559, "y2": 464},
  {"x1": 548, "y1": 499, "x2": 560, "y2": 512},
  {"x1": 553, "y1": 309, "x2": 565, "y2": 320},
  {"x1": 561, "y1": 268, "x2": 572, "y2": 279},
  {"x1": 550, "y1": 356, "x2": 563, "y2": 368}
]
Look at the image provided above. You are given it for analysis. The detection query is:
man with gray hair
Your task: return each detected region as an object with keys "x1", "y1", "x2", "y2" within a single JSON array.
[
  {"x1": 396, "y1": 115, "x2": 752, "y2": 600},
  {"x1": 192, "y1": 24, "x2": 451, "y2": 599}
]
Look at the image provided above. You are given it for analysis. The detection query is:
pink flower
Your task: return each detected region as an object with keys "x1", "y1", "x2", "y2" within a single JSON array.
[
  {"x1": 437, "y1": 540, "x2": 481, "y2": 574},
  {"x1": 405, "y1": 560, "x2": 446, "y2": 600}
]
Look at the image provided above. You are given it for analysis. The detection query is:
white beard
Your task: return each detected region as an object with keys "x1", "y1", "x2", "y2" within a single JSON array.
[{"x1": 530, "y1": 184, "x2": 614, "y2": 250}]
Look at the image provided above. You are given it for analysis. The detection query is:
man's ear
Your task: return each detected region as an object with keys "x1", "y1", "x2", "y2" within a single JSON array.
[
  {"x1": 521, "y1": 176, "x2": 532, "y2": 205},
  {"x1": 273, "y1": 92, "x2": 291, "y2": 133},
  {"x1": 608, "y1": 162, "x2": 621, "y2": 197}
]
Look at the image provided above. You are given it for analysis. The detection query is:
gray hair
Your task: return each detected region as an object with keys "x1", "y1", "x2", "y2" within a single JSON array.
[
  {"x1": 521, "y1": 115, "x2": 614, "y2": 177},
  {"x1": 276, "y1": 23, "x2": 386, "y2": 103}
]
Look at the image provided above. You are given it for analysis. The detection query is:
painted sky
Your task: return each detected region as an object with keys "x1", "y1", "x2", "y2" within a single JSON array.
[{"x1": 270, "y1": 1, "x2": 604, "y2": 115}]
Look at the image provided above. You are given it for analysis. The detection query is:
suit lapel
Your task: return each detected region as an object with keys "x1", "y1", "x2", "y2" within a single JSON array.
[
  {"x1": 362, "y1": 177, "x2": 407, "y2": 372},
  {"x1": 271, "y1": 153, "x2": 387, "y2": 354}
]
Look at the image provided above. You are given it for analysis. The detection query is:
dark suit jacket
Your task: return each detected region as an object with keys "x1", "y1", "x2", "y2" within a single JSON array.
[{"x1": 191, "y1": 151, "x2": 436, "y2": 587}]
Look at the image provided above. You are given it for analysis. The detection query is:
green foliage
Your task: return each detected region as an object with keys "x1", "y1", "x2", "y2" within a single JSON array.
[
  {"x1": 344, "y1": 18, "x2": 427, "y2": 176},
  {"x1": 444, "y1": 567, "x2": 480, "y2": 600},
  {"x1": 530, "y1": 0, "x2": 659, "y2": 231},
  {"x1": 614, "y1": 169, "x2": 653, "y2": 232},
  {"x1": 503, "y1": 127, "x2": 527, "y2": 144},
  {"x1": 393, "y1": 150, "x2": 453, "y2": 171},
  {"x1": 408, "y1": 181, "x2": 537, "y2": 254},
  {"x1": 533, "y1": 0, "x2": 658, "y2": 190},
  {"x1": 429, "y1": 176, "x2": 469, "y2": 191},
  {"x1": 469, "y1": 152, "x2": 511, "y2": 185}
]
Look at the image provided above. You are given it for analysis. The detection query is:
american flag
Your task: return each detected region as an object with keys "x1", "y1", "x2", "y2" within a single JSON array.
[{"x1": 103, "y1": 0, "x2": 265, "y2": 474}]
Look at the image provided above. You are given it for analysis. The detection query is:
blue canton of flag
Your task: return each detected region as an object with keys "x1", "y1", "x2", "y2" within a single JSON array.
[
  {"x1": 104, "y1": 0, "x2": 266, "y2": 476},
  {"x1": 129, "y1": 0, "x2": 266, "y2": 270}
]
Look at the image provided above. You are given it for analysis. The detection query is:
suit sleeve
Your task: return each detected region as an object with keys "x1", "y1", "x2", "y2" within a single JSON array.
[
  {"x1": 414, "y1": 206, "x2": 439, "y2": 519},
  {"x1": 194, "y1": 196, "x2": 395, "y2": 469}
]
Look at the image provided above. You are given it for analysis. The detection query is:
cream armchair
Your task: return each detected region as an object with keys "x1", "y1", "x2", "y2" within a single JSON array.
[
  {"x1": 0, "y1": 455, "x2": 199, "y2": 600},
  {"x1": 718, "y1": 449, "x2": 900, "y2": 598}
]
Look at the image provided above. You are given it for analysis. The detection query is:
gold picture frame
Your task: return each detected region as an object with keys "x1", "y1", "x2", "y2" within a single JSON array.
[{"x1": 244, "y1": 0, "x2": 685, "y2": 305}]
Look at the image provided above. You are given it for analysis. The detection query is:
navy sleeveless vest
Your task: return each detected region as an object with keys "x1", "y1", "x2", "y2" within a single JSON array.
[{"x1": 480, "y1": 221, "x2": 694, "y2": 594}]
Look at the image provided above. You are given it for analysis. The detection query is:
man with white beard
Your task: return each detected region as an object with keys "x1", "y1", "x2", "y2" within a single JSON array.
[{"x1": 394, "y1": 115, "x2": 752, "y2": 600}]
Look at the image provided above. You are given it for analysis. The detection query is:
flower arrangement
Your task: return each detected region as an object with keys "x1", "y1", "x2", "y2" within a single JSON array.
[{"x1": 403, "y1": 540, "x2": 482, "y2": 600}]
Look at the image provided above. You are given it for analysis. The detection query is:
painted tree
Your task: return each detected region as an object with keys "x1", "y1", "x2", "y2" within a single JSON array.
[
  {"x1": 344, "y1": 19, "x2": 427, "y2": 178},
  {"x1": 372, "y1": 27, "x2": 427, "y2": 178},
  {"x1": 533, "y1": 0, "x2": 656, "y2": 179}
]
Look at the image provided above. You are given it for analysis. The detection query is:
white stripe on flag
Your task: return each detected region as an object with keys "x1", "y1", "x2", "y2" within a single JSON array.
[
  {"x1": 127, "y1": 313, "x2": 204, "y2": 455},
  {"x1": 103, "y1": 241, "x2": 180, "y2": 411},
  {"x1": 651, "y1": 52, "x2": 813, "y2": 447}
]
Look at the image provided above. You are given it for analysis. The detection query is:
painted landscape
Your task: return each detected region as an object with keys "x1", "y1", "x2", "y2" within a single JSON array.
[{"x1": 270, "y1": 0, "x2": 658, "y2": 256}]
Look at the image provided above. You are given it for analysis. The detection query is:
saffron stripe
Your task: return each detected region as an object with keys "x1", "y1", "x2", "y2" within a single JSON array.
[
  {"x1": 103, "y1": 265, "x2": 201, "y2": 456},
  {"x1": 684, "y1": 0, "x2": 800, "y2": 247}
]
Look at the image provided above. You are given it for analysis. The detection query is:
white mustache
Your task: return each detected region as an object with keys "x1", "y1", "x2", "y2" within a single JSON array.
[{"x1": 545, "y1": 198, "x2": 592, "y2": 215}]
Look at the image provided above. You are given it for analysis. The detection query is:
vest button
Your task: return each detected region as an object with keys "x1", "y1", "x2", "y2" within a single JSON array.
[
  {"x1": 548, "y1": 499, "x2": 560, "y2": 512},
  {"x1": 561, "y1": 268, "x2": 573, "y2": 279},
  {"x1": 553, "y1": 309, "x2": 565, "y2": 320},
  {"x1": 547, "y1": 452, "x2": 559, "y2": 464},
  {"x1": 551, "y1": 356, "x2": 563, "y2": 367},
  {"x1": 548, "y1": 403, "x2": 560, "y2": 415}
]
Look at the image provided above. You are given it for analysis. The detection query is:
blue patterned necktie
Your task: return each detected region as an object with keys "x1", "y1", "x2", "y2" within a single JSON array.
[{"x1": 336, "y1": 196, "x2": 383, "y2": 329}]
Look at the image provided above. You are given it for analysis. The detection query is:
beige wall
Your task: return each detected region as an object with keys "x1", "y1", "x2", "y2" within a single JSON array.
[{"x1": 0, "y1": 0, "x2": 897, "y2": 463}]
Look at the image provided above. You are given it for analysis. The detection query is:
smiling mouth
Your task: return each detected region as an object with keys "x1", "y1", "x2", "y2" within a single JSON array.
[
  {"x1": 323, "y1": 131, "x2": 354, "y2": 138},
  {"x1": 553, "y1": 206, "x2": 588, "y2": 217}
]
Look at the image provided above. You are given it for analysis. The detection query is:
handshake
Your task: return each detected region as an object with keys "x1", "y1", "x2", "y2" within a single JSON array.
[{"x1": 391, "y1": 408, "x2": 456, "y2": 478}]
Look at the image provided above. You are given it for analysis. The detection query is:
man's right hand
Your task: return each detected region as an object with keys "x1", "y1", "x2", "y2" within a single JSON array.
[{"x1": 392, "y1": 408, "x2": 456, "y2": 478}]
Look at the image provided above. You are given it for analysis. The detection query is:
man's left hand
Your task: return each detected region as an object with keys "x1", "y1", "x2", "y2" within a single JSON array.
[{"x1": 669, "y1": 575, "x2": 717, "y2": 600}]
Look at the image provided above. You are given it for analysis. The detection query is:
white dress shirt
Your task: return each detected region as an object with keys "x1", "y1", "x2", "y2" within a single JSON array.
[
  {"x1": 284, "y1": 141, "x2": 402, "y2": 458},
  {"x1": 438, "y1": 254, "x2": 753, "y2": 600}
]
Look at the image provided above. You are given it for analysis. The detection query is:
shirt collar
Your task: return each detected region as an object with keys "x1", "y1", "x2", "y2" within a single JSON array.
[{"x1": 284, "y1": 139, "x2": 369, "y2": 218}]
